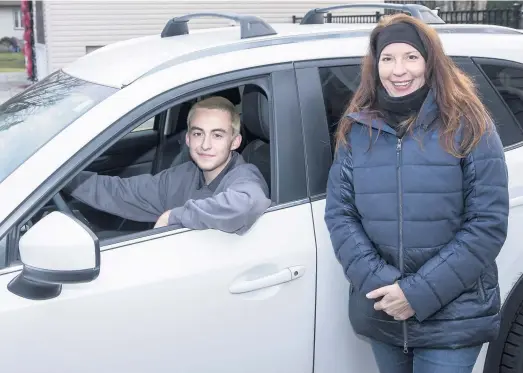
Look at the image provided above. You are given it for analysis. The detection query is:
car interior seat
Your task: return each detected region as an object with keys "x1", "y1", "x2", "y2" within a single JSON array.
[
  {"x1": 240, "y1": 84, "x2": 271, "y2": 191},
  {"x1": 497, "y1": 70, "x2": 523, "y2": 125}
]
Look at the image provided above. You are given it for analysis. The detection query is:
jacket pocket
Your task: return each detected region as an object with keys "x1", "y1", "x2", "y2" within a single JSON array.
[{"x1": 477, "y1": 276, "x2": 487, "y2": 303}]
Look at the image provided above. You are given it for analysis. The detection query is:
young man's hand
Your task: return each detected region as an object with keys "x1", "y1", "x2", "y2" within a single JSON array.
[{"x1": 154, "y1": 210, "x2": 171, "y2": 228}]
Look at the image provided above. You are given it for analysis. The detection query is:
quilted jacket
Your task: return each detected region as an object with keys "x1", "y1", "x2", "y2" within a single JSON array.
[{"x1": 324, "y1": 89, "x2": 509, "y2": 349}]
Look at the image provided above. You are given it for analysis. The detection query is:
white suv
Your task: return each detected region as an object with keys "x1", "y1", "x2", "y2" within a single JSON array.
[{"x1": 1, "y1": 4, "x2": 522, "y2": 373}]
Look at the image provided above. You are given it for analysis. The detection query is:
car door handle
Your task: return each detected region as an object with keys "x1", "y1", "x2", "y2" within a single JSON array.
[
  {"x1": 510, "y1": 196, "x2": 523, "y2": 208},
  {"x1": 229, "y1": 266, "x2": 305, "y2": 294}
]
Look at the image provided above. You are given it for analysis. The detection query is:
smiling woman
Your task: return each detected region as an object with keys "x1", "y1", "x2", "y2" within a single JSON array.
[
  {"x1": 374, "y1": 22, "x2": 429, "y2": 139},
  {"x1": 325, "y1": 12, "x2": 509, "y2": 373},
  {"x1": 377, "y1": 43, "x2": 426, "y2": 96},
  {"x1": 376, "y1": 22, "x2": 427, "y2": 98}
]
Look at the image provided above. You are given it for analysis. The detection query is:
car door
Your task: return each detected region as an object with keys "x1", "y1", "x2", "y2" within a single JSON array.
[
  {"x1": 295, "y1": 60, "x2": 380, "y2": 373},
  {"x1": 0, "y1": 68, "x2": 317, "y2": 373},
  {"x1": 461, "y1": 57, "x2": 523, "y2": 373},
  {"x1": 455, "y1": 57, "x2": 523, "y2": 307},
  {"x1": 296, "y1": 56, "x2": 523, "y2": 373}
]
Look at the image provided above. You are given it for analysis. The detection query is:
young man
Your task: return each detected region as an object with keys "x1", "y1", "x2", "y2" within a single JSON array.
[{"x1": 64, "y1": 96, "x2": 271, "y2": 235}]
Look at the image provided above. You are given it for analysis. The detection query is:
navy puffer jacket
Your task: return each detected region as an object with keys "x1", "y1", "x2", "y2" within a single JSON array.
[{"x1": 324, "y1": 89, "x2": 509, "y2": 350}]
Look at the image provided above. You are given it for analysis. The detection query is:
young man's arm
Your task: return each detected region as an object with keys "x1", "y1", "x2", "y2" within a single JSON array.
[
  {"x1": 159, "y1": 166, "x2": 271, "y2": 234},
  {"x1": 63, "y1": 170, "x2": 169, "y2": 222}
]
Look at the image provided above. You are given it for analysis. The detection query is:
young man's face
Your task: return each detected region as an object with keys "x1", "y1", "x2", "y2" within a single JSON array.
[{"x1": 186, "y1": 107, "x2": 242, "y2": 180}]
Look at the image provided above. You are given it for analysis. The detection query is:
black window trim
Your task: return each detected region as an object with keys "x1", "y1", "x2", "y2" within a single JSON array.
[
  {"x1": 294, "y1": 57, "x2": 363, "y2": 69},
  {"x1": 0, "y1": 62, "x2": 308, "y2": 264},
  {"x1": 296, "y1": 57, "x2": 363, "y2": 202},
  {"x1": 296, "y1": 66, "x2": 333, "y2": 201},
  {"x1": 453, "y1": 56, "x2": 523, "y2": 150}
]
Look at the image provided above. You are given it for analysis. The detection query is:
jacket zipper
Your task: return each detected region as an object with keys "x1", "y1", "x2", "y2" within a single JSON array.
[{"x1": 396, "y1": 138, "x2": 408, "y2": 354}]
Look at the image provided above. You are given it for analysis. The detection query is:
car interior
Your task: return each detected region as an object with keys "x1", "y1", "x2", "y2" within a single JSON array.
[
  {"x1": 495, "y1": 68, "x2": 523, "y2": 125},
  {"x1": 319, "y1": 66, "x2": 359, "y2": 153},
  {"x1": 21, "y1": 83, "x2": 273, "y2": 244}
]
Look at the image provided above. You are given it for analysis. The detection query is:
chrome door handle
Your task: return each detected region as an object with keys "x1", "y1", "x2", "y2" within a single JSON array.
[{"x1": 229, "y1": 266, "x2": 305, "y2": 294}]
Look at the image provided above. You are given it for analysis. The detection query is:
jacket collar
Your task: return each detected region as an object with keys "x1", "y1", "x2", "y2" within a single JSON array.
[
  {"x1": 196, "y1": 151, "x2": 241, "y2": 191},
  {"x1": 346, "y1": 88, "x2": 439, "y2": 136}
]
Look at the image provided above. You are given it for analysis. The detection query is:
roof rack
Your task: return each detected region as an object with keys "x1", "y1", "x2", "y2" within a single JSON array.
[
  {"x1": 161, "y1": 12, "x2": 277, "y2": 39},
  {"x1": 300, "y1": 3, "x2": 445, "y2": 25}
]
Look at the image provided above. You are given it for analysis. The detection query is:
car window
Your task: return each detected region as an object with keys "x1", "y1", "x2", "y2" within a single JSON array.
[
  {"x1": 477, "y1": 61, "x2": 523, "y2": 145},
  {"x1": 0, "y1": 67, "x2": 306, "y2": 269},
  {"x1": 1, "y1": 82, "x2": 275, "y2": 267},
  {"x1": 133, "y1": 117, "x2": 155, "y2": 132},
  {"x1": 0, "y1": 70, "x2": 117, "y2": 184},
  {"x1": 318, "y1": 65, "x2": 361, "y2": 156},
  {"x1": 319, "y1": 62, "x2": 523, "y2": 151}
]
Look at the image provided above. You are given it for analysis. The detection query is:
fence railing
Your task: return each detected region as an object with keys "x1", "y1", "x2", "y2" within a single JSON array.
[{"x1": 292, "y1": 3, "x2": 523, "y2": 29}]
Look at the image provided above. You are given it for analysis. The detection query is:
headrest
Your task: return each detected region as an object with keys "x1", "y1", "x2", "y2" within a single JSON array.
[
  {"x1": 241, "y1": 85, "x2": 270, "y2": 141},
  {"x1": 213, "y1": 87, "x2": 241, "y2": 106},
  {"x1": 170, "y1": 100, "x2": 194, "y2": 134},
  {"x1": 170, "y1": 88, "x2": 241, "y2": 135}
]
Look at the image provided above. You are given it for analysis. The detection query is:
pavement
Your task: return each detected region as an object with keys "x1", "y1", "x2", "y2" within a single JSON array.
[{"x1": 0, "y1": 72, "x2": 32, "y2": 104}]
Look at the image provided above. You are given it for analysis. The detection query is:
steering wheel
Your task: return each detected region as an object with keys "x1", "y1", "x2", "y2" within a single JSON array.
[
  {"x1": 52, "y1": 192, "x2": 97, "y2": 233},
  {"x1": 52, "y1": 192, "x2": 75, "y2": 217}
]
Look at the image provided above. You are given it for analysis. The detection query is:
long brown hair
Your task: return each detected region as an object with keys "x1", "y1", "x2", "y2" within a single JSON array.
[{"x1": 335, "y1": 13, "x2": 492, "y2": 158}]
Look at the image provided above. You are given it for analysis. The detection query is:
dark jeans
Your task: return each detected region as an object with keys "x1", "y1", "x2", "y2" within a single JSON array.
[{"x1": 371, "y1": 339, "x2": 482, "y2": 373}]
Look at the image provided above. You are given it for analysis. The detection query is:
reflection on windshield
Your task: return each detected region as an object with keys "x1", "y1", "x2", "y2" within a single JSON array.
[{"x1": 0, "y1": 70, "x2": 117, "y2": 183}]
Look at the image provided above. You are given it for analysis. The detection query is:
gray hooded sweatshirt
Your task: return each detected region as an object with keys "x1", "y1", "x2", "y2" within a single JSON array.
[{"x1": 65, "y1": 152, "x2": 272, "y2": 235}]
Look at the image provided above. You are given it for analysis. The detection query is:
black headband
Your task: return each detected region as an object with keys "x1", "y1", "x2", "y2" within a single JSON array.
[{"x1": 375, "y1": 22, "x2": 428, "y2": 61}]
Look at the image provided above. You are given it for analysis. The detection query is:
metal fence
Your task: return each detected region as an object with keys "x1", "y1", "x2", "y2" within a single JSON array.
[
  {"x1": 437, "y1": 4, "x2": 522, "y2": 28},
  {"x1": 292, "y1": 3, "x2": 523, "y2": 29}
]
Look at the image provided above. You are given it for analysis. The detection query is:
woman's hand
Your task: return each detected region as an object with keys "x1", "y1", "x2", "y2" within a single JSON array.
[{"x1": 366, "y1": 283, "x2": 415, "y2": 321}]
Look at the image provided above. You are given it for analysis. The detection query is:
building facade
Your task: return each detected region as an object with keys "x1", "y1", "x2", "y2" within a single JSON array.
[
  {"x1": 0, "y1": 1, "x2": 24, "y2": 45},
  {"x1": 32, "y1": 0, "x2": 384, "y2": 80}
]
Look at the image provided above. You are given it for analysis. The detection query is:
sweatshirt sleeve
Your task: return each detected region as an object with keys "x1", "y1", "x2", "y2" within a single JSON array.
[
  {"x1": 167, "y1": 166, "x2": 271, "y2": 234},
  {"x1": 64, "y1": 170, "x2": 169, "y2": 222},
  {"x1": 398, "y1": 126, "x2": 509, "y2": 322},
  {"x1": 324, "y1": 143, "x2": 402, "y2": 295}
]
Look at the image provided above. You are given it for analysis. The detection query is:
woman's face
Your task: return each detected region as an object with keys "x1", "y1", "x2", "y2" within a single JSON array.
[{"x1": 378, "y1": 42, "x2": 426, "y2": 97}]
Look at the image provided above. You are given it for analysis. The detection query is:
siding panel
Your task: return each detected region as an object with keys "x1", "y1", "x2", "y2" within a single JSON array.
[{"x1": 43, "y1": 0, "x2": 384, "y2": 72}]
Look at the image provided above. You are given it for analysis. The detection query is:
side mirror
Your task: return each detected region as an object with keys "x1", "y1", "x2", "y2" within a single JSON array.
[{"x1": 8, "y1": 211, "x2": 100, "y2": 300}]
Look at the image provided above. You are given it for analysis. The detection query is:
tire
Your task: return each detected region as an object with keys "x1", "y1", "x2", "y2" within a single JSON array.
[{"x1": 500, "y1": 303, "x2": 523, "y2": 372}]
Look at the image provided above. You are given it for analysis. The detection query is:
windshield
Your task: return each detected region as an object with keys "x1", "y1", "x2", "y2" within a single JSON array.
[{"x1": 0, "y1": 70, "x2": 117, "y2": 183}]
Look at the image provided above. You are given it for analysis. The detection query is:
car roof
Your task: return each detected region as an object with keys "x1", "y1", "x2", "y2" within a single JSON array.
[{"x1": 62, "y1": 21, "x2": 523, "y2": 89}]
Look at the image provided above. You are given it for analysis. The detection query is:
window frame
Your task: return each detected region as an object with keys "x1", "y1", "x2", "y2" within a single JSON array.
[
  {"x1": 132, "y1": 117, "x2": 156, "y2": 132},
  {"x1": 0, "y1": 63, "x2": 306, "y2": 269},
  {"x1": 471, "y1": 56, "x2": 523, "y2": 149},
  {"x1": 295, "y1": 58, "x2": 362, "y2": 200},
  {"x1": 298, "y1": 56, "x2": 523, "y2": 200},
  {"x1": 455, "y1": 56, "x2": 523, "y2": 150},
  {"x1": 13, "y1": 9, "x2": 22, "y2": 30}
]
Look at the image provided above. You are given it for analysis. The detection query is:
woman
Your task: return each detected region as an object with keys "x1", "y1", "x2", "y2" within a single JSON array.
[{"x1": 324, "y1": 13, "x2": 509, "y2": 373}]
